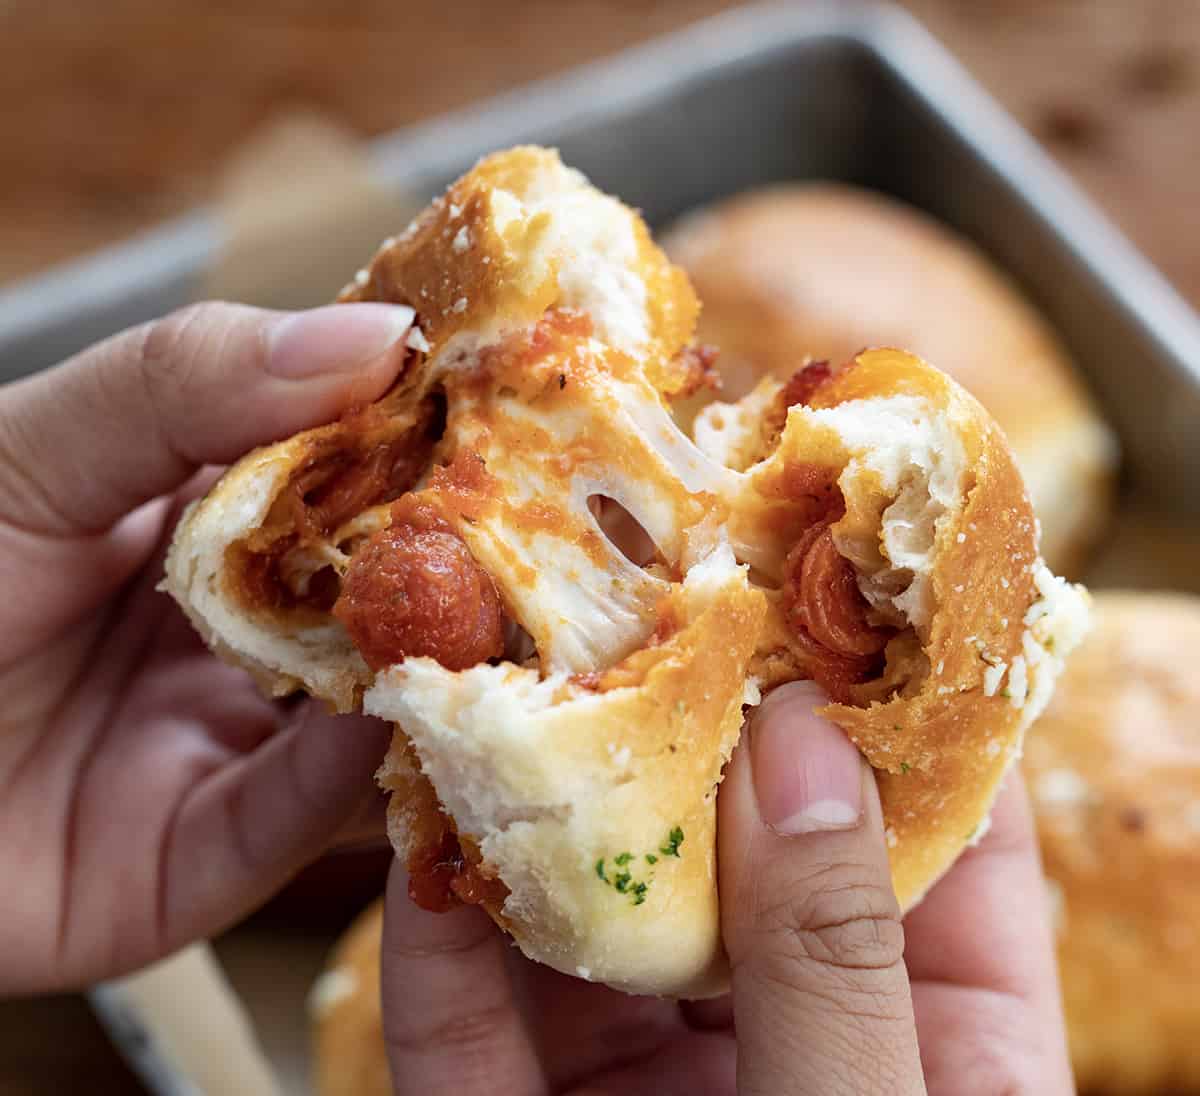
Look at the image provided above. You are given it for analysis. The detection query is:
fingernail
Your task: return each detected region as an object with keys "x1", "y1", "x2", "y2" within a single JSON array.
[
  {"x1": 751, "y1": 681, "x2": 864, "y2": 835},
  {"x1": 267, "y1": 303, "x2": 415, "y2": 379}
]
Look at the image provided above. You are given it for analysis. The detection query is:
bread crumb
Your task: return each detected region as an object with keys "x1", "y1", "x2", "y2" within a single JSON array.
[{"x1": 982, "y1": 660, "x2": 1007, "y2": 697}]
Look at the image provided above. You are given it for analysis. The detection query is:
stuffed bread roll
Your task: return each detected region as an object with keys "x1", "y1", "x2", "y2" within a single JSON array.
[
  {"x1": 1025, "y1": 592, "x2": 1200, "y2": 1095},
  {"x1": 164, "y1": 148, "x2": 1088, "y2": 997}
]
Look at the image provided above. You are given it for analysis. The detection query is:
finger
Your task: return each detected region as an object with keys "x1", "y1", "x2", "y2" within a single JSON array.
[
  {"x1": 381, "y1": 862, "x2": 547, "y2": 1096},
  {"x1": 161, "y1": 703, "x2": 393, "y2": 948},
  {"x1": 903, "y1": 772, "x2": 1049, "y2": 991},
  {"x1": 905, "y1": 773, "x2": 1074, "y2": 1094},
  {"x1": 0, "y1": 301, "x2": 414, "y2": 535},
  {"x1": 570, "y1": 1032, "x2": 735, "y2": 1096},
  {"x1": 0, "y1": 495, "x2": 171, "y2": 661},
  {"x1": 505, "y1": 956, "x2": 687, "y2": 1090},
  {"x1": 719, "y1": 681, "x2": 924, "y2": 1096}
]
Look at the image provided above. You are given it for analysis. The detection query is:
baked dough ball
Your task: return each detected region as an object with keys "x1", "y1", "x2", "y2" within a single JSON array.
[
  {"x1": 309, "y1": 901, "x2": 388, "y2": 1096},
  {"x1": 1025, "y1": 592, "x2": 1200, "y2": 1095},
  {"x1": 164, "y1": 149, "x2": 1088, "y2": 998},
  {"x1": 663, "y1": 184, "x2": 1118, "y2": 577}
]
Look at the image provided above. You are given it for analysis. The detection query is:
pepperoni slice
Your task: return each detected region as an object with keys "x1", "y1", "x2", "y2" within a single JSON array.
[
  {"x1": 333, "y1": 497, "x2": 503, "y2": 672},
  {"x1": 781, "y1": 521, "x2": 892, "y2": 700}
]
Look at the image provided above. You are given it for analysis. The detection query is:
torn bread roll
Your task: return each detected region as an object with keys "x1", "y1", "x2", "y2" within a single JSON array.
[
  {"x1": 663, "y1": 184, "x2": 1118, "y2": 577},
  {"x1": 1024, "y1": 592, "x2": 1200, "y2": 1096},
  {"x1": 163, "y1": 147, "x2": 1087, "y2": 997},
  {"x1": 694, "y1": 352, "x2": 1090, "y2": 907}
]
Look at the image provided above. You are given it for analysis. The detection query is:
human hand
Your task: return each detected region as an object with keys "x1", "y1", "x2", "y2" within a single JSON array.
[
  {"x1": 0, "y1": 301, "x2": 414, "y2": 993},
  {"x1": 379, "y1": 681, "x2": 1073, "y2": 1094}
]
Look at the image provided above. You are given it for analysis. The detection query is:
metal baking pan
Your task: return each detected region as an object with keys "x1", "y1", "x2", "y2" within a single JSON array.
[{"x1": 2, "y1": 1, "x2": 1198, "y2": 1088}]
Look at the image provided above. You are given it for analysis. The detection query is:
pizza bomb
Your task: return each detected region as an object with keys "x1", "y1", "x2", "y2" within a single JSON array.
[{"x1": 163, "y1": 147, "x2": 1088, "y2": 997}]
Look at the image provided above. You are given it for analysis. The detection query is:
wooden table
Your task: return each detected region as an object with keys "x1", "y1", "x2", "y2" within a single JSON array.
[{"x1": 0, "y1": 2, "x2": 1196, "y2": 1093}]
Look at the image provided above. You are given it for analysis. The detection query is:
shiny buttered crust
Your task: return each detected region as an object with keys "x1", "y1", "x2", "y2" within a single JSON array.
[
  {"x1": 1024, "y1": 593, "x2": 1200, "y2": 1095},
  {"x1": 309, "y1": 901, "x2": 389, "y2": 1096},
  {"x1": 163, "y1": 148, "x2": 1088, "y2": 997},
  {"x1": 663, "y1": 184, "x2": 1118, "y2": 577}
]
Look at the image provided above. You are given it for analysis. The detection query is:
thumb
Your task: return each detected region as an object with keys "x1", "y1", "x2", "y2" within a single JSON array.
[
  {"x1": 719, "y1": 681, "x2": 925, "y2": 1096},
  {"x1": 0, "y1": 300, "x2": 414, "y2": 535}
]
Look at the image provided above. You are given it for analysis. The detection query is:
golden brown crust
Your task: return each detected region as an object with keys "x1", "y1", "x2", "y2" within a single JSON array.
[
  {"x1": 663, "y1": 184, "x2": 1118, "y2": 576},
  {"x1": 816, "y1": 354, "x2": 1040, "y2": 907},
  {"x1": 339, "y1": 146, "x2": 698, "y2": 391},
  {"x1": 1024, "y1": 593, "x2": 1200, "y2": 1095},
  {"x1": 310, "y1": 901, "x2": 389, "y2": 1096}
]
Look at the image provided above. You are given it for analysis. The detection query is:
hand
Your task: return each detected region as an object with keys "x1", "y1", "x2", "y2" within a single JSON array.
[
  {"x1": 379, "y1": 682, "x2": 1074, "y2": 1094},
  {"x1": 0, "y1": 300, "x2": 414, "y2": 993}
]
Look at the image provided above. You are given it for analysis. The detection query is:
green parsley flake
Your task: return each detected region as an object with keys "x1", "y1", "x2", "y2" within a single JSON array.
[
  {"x1": 900, "y1": 762, "x2": 911, "y2": 774},
  {"x1": 594, "y1": 825, "x2": 685, "y2": 907}
]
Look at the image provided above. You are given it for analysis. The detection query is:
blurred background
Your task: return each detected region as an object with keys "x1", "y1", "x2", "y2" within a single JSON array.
[
  {"x1": 0, "y1": 2, "x2": 1197, "y2": 1094},
  {"x1": 1, "y1": 0, "x2": 1197, "y2": 305}
]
